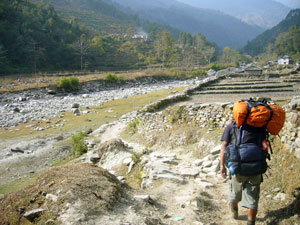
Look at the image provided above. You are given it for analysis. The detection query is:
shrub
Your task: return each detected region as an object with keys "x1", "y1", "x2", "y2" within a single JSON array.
[
  {"x1": 209, "y1": 63, "x2": 227, "y2": 71},
  {"x1": 72, "y1": 132, "x2": 88, "y2": 157},
  {"x1": 105, "y1": 73, "x2": 125, "y2": 83},
  {"x1": 56, "y1": 77, "x2": 80, "y2": 92},
  {"x1": 191, "y1": 70, "x2": 207, "y2": 77},
  {"x1": 128, "y1": 118, "x2": 141, "y2": 134}
]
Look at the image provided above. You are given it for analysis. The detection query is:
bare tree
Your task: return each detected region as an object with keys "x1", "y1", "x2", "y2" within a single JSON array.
[
  {"x1": 27, "y1": 40, "x2": 45, "y2": 74},
  {"x1": 75, "y1": 35, "x2": 91, "y2": 71}
]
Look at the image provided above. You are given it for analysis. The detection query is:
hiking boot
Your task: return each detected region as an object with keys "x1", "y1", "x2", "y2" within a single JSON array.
[{"x1": 229, "y1": 203, "x2": 238, "y2": 219}]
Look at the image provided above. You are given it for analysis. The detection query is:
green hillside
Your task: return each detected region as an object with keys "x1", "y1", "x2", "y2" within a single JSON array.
[
  {"x1": 243, "y1": 9, "x2": 300, "y2": 56},
  {"x1": 38, "y1": 0, "x2": 136, "y2": 34},
  {"x1": 0, "y1": 0, "x2": 84, "y2": 73},
  {"x1": 0, "y1": 0, "x2": 217, "y2": 75}
]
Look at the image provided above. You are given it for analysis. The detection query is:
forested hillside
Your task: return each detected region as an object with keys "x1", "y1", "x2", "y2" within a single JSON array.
[
  {"x1": 243, "y1": 9, "x2": 300, "y2": 56},
  {"x1": 274, "y1": 26, "x2": 300, "y2": 58},
  {"x1": 0, "y1": 0, "x2": 84, "y2": 73},
  {"x1": 36, "y1": 0, "x2": 137, "y2": 35},
  {"x1": 0, "y1": 0, "x2": 218, "y2": 75},
  {"x1": 109, "y1": 0, "x2": 264, "y2": 49}
]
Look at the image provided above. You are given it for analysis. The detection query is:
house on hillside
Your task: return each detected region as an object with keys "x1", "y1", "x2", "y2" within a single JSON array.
[
  {"x1": 278, "y1": 55, "x2": 292, "y2": 65},
  {"x1": 132, "y1": 34, "x2": 148, "y2": 42},
  {"x1": 244, "y1": 64, "x2": 263, "y2": 75}
]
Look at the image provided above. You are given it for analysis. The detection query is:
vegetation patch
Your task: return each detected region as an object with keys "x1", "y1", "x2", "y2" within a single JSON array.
[
  {"x1": 191, "y1": 70, "x2": 207, "y2": 77},
  {"x1": 56, "y1": 76, "x2": 80, "y2": 92},
  {"x1": 209, "y1": 63, "x2": 228, "y2": 71},
  {"x1": 105, "y1": 73, "x2": 125, "y2": 83},
  {"x1": 127, "y1": 118, "x2": 142, "y2": 134},
  {"x1": 72, "y1": 132, "x2": 88, "y2": 157},
  {"x1": 0, "y1": 175, "x2": 37, "y2": 195}
]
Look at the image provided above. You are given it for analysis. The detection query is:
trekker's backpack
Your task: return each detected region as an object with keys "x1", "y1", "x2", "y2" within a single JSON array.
[
  {"x1": 225, "y1": 123, "x2": 271, "y2": 176},
  {"x1": 233, "y1": 98, "x2": 285, "y2": 135}
]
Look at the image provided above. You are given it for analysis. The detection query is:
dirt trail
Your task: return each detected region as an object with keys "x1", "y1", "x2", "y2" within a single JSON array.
[{"x1": 95, "y1": 123, "x2": 263, "y2": 225}]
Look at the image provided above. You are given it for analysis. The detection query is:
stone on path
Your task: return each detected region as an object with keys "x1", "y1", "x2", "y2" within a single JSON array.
[
  {"x1": 153, "y1": 174, "x2": 184, "y2": 183},
  {"x1": 176, "y1": 166, "x2": 199, "y2": 177},
  {"x1": 24, "y1": 208, "x2": 46, "y2": 221}
]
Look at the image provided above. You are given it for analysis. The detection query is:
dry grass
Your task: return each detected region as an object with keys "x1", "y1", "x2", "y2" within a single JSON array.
[
  {"x1": 260, "y1": 137, "x2": 300, "y2": 224},
  {"x1": 0, "y1": 69, "x2": 194, "y2": 93}
]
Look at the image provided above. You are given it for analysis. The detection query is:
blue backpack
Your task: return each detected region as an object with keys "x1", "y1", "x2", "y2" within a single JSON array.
[{"x1": 225, "y1": 123, "x2": 271, "y2": 176}]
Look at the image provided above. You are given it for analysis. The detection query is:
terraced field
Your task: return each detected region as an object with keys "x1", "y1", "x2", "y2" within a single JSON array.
[{"x1": 190, "y1": 73, "x2": 300, "y2": 103}]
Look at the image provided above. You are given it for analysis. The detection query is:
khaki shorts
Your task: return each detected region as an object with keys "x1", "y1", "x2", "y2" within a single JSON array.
[{"x1": 229, "y1": 174, "x2": 262, "y2": 210}]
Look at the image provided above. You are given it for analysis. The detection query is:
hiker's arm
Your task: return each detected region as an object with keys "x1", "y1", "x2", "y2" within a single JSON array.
[{"x1": 220, "y1": 141, "x2": 228, "y2": 179}]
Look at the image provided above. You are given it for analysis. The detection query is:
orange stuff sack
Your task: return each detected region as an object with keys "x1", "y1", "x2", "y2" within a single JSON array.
[
  {"x1": 233, "y1": 101, "x2": 249, "y2": 126},
  {"x1": 233, "y1": 100, "x2": 285, "y2": 135},
  {"x1": 266, "y1": 104, "x2": 285, "y2": 135}
]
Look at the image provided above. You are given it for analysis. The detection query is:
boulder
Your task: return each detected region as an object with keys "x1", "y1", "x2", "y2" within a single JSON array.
[
  {"x1": 47, "y1": 89, "x2": 56, "y2": 95},
  {"x1": 72, "y1": 103, "x2": 80, "y2": 108},
  {"x1": 24, "y1": 208, "x2": 46, "y2": 221}
]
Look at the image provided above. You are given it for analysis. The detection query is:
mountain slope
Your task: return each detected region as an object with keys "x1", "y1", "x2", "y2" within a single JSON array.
[
  {"x1": 243, "y1": 9, "x2": 300, "y2": 56},
  {"x1": 37, "y1": 0, "x2": 137, "y2": 34},
  {"x1": 177, "y1": 0, "x2": 290, "y2": 28},
  {"x1": 109, "y1": 0, "x2": 264, "y2": 49},
  {"x1": 0, "y1": 0, "x2": 84, "y2": 73}
]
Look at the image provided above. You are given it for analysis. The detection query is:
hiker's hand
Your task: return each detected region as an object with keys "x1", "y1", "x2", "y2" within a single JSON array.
[{"x1": 220, "y1": 166, "x2": 227, "y2": 179}]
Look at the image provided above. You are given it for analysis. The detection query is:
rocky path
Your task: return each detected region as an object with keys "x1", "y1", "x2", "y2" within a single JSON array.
[{"x1": 81, "y1": 121, "x2": 261, "y2": 225}]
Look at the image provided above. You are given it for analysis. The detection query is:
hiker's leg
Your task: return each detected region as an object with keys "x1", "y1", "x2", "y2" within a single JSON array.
[
  {"x1": 229, "y1": 175, "x2": 243, "y2": 203},
  {"x1": 248, "y1": 208, "x2": 257, "y2": 221},
  {"x1": 229, "y1": 175, "x2": 243, "y2": 219},
  {"x1": 229, "y1": 201, "x2": 239, "y2": 219},
  {"x1": 241, "y1": 175, "x2": 261, "y2": 224},
  {"x1": 231, "y1": 202, "x2": 238, "y2": 208}
]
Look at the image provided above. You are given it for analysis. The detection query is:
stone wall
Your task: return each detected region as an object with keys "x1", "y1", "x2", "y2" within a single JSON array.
[
  {"x1": 280, "y1": 96, "x2": 300, "y2": 159},
  {"x1": 136, "y1": 103, "x2": 234, "y2": 135}
]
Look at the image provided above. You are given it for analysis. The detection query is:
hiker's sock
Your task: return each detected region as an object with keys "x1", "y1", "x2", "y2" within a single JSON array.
[{"x1": 247, "y1": 220, "x2": 255, "y2": 225}]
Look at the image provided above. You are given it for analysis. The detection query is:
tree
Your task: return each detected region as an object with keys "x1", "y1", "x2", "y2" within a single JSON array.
[
  {"x1": 221, "y1": 46, "x2": 241, "y2": 64},
  {"x1": 119, "y1": 41, "x2": 138, "y2": 64},
  {"x1": 75, "y1": 34, "x2": 91, "y2": 71},
  {"x1": 154, "y1": 30, "x2": 174, "y2": 67},
  {"x1": 27, "y1": 40, "x2": 45, "y2": 74}
]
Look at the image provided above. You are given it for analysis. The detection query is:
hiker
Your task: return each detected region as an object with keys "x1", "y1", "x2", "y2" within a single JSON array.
[
  {"x1": 220, "y1": 121, "x2": 262, "y2": 225},
  {"x1": 219, "y1": 98, "x2": 285, "y2": 225}
]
